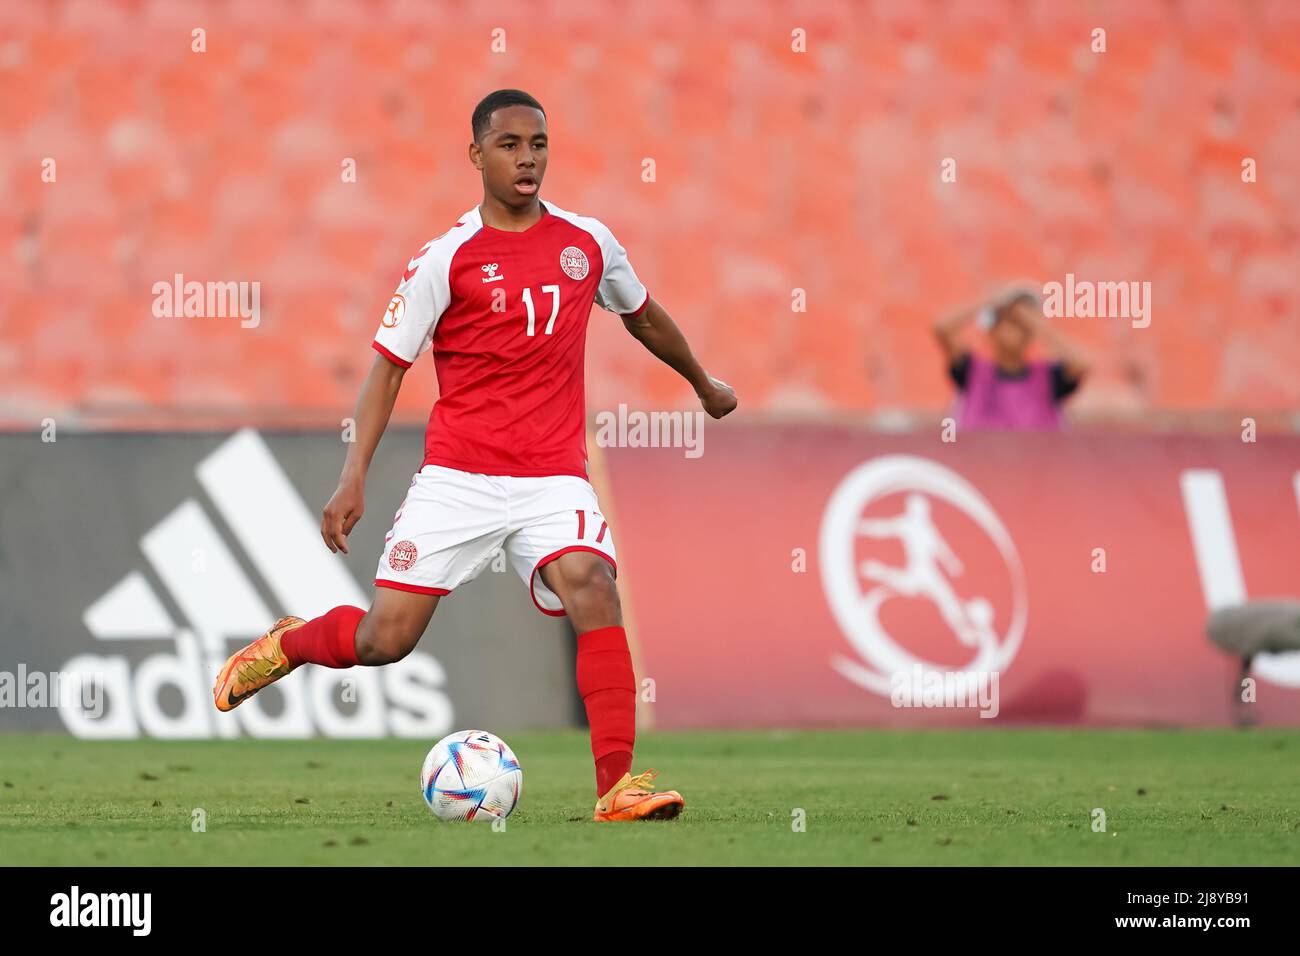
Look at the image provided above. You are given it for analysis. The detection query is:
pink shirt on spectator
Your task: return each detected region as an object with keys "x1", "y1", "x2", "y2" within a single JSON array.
[{"x1": 954, "y1": 354, "x2": 1065, "y2": 430}]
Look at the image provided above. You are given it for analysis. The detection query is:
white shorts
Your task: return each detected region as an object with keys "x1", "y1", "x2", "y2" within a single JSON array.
[{"x1": 374, "y1": 464, "x2": 617, "y2": 616}]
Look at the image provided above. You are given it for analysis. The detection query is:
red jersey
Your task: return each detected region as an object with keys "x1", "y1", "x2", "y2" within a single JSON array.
[{"x1": 372, "y1": 201, "x2": 649, "y2": 479}]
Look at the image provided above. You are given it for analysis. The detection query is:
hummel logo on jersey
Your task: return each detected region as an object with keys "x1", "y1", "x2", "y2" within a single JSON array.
[
  {"x1": 61, "y1": 429, "x2": 454, "y2": 740},
  {"x1": 481, "y1": 263, "x2": 503, "y2": 283}
]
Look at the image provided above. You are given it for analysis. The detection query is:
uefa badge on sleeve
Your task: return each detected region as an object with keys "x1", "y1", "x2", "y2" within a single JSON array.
[{"x1": 383, "y1": 294, "x2": 405, "y2": 328}]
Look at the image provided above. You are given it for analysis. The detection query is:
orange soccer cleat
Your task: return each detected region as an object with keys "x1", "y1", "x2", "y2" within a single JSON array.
[
  {"x1": 592, "y1": 770, "x2": 685, "y2": 822},
  {"x1": 212, "y1": 616, "x2": 305, "y2": 712}
]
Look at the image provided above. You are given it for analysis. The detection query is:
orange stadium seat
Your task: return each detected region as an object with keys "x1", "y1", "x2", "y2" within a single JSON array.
[{"x1": 1, "y1": 0, "x2": 1297, "y2": 426}]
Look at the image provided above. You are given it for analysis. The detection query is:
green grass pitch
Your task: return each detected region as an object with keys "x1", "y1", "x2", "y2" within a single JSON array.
[{"x1": 0, "y1": 729, "x2": 1296, "y2": 865}]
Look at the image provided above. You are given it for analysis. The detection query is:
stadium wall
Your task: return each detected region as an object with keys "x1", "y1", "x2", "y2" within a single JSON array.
[
  {"x1": 0, "y1": 428, "x2": 581, "y2": 738},
  {"x1": 605, "y1": 425, "x2": 1300, "y2": 728},
  {"x1": 5, "y1": 425, "x2": 1299, "y2": 736}
]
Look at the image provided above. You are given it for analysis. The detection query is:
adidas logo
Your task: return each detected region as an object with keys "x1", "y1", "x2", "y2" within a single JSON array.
[{"x1": 58, "y1": 428, "x2": 454, "y2": 739}]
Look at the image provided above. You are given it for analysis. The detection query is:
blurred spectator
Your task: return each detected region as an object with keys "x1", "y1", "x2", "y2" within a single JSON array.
[{"x1": 932, "y1": 287, "x2": 1091, "y2": 430}]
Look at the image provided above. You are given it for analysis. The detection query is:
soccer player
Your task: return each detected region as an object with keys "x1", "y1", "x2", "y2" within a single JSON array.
[{"x1": 212, "y1": 89, "x2": 737, "y2": 822}]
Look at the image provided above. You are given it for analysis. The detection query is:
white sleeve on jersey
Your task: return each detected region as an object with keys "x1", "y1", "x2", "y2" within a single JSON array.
[
  {"x1": 372, "y1": 236, "x2": 456, "y2": 367},
  {"x1": 592, "y1": 224, "x2": 649, "y2": 318}
]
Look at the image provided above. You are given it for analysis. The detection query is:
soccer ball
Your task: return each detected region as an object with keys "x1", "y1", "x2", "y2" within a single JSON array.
[{"x1": 420, "y1": 729, "x2": 522, "y2": 822}]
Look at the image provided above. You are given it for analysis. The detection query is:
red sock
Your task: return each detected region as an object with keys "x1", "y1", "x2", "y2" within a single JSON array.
[
  {"x1": 595, "y1": 751, "x2": 633, "y2": 797},
  {"x1": 576, "y1": 625, "x2": 636, "y2": 796},
  {"x1": 281, "y1": 606, "x2": 364, "y2": 669}
]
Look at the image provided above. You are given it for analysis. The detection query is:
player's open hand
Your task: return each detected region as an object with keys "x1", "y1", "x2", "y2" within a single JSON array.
[
  {"x1": 321, "y1": 479, "x2": 364, "y2": 554},
  {"x1": 699, "y1": 376, "x2": 737, "y2": 419}
]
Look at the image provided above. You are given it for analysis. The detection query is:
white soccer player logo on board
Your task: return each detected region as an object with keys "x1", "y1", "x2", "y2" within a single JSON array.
[{"x1": 819, "y1": 455, "x2": 1027, "y2": 697}]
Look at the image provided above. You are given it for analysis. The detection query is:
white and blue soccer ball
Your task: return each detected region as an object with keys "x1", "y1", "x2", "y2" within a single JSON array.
[{"x1": 420, "y1": 730, "x2": 522, "y2": 822}]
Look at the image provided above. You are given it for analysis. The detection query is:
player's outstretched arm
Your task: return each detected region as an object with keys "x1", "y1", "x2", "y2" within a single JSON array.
[
  {"x1": 621, "y1": 296, "x2": 737, "y2": 419},
  {"x1": 321, "y1": 353, "x2": 407, "y2": 554}
]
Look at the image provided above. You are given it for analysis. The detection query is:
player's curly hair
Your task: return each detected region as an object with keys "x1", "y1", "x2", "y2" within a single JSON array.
[{"x1": 472, "y1": 89, "x2": 546, "y2": 142}]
